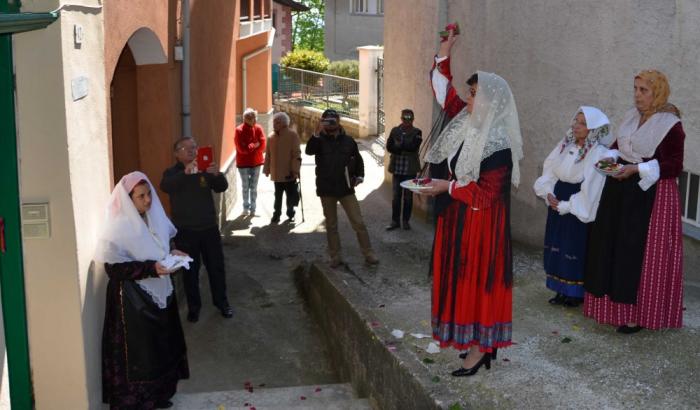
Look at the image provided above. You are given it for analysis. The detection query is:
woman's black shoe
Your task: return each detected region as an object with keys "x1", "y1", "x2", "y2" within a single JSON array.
[
  {"x1": 451, "y1": 353, "x2": 491, "y2": 377},
  {"x1": 458, "y1": 348, "x2": 497, "y2": 360},
  {"x1": 562, "y1": 297, "x2": 582, "y2": 308},
  {"x1": 548, "y1": 293, "x2": 565, "y2": 305},
  {"x1": 616, "y1": 325, "x2": 643, "y2": 334},
  {"x1": 155, "y1": 400, "x2": 173, "y2": 409}
]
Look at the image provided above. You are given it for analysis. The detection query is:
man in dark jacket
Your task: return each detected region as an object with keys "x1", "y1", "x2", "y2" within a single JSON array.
[
  {"x1": 160, "y1": 137, "x2": 233, "y2": 322},
  {"x1": 305, "y1": 109, "x2": 379, "y2": 267},
  {"x1": 386, "y1": 109, "x2": 422, "y2": 230}
]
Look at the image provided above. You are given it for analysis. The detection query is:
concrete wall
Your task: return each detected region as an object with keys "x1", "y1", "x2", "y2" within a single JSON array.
[
  {"x1": 384, "y1": 0, "x2": 700, "y2": 259},
  {"x1": 15, "y1": 0, "x2": 109, "y2": 408},
  {"x1": 325, "y1": 0, "x2": 383, "y2": 61}
]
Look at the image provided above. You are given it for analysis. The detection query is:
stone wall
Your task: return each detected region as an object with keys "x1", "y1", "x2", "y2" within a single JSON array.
[{"x1": 273, "y1": 101, "x2": 361, "y2": 141}]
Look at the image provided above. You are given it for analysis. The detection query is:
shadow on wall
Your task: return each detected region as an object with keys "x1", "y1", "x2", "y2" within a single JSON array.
[
  {"x1": 190, "y1": 0, "x2": 238, "y2": 167},
  {"x1": 80, "y1": 260, "x2": 107, "y2": 407},
  {"x1": 0, "y1": 296, "x2": 7, "y2": 407}
]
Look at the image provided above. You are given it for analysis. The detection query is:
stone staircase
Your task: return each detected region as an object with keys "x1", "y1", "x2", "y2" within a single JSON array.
[{"x1": 172, "y1": 383, "x2": 372, "y2": 410}]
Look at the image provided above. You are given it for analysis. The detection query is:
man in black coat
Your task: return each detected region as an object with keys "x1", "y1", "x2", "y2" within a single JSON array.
[
  {"x1": 386, "y1": 109, "x2": 422, "y2": 230},
  {"x1": 160, "y1": 137, "x2": 233, "y2": 322},
  {"x1": 305, "y1": 109, "x2": 379, "y2": 268}
]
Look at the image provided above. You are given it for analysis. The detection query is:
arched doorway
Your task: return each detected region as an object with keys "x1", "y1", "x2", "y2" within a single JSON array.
[
  {"x1": 109, "y1": 27, "x2": 170, "y2": 186},
  {"x1": 110, "y1": 45, "x2": 140, "y2": 183}
]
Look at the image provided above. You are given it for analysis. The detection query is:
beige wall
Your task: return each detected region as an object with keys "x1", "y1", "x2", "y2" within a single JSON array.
[
  {"x1": 385, "y1": 0, "x2": 700, "y2": 247},
  {"x1": 325, "y1": 0, "x2": 384, "y2": 61},
  {"x1": 14, "y1": 1, "x2": 105, "y2": 408}
]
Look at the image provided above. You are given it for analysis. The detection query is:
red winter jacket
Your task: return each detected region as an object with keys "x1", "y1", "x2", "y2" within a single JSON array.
[{"x1": 235, "y1": 123, "x2": 266, "y2": 168}]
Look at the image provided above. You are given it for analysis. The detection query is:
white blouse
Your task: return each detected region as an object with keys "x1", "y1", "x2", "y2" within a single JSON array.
[{"x1": 533, "y1": 143, "x2": 610, "y2": 223}]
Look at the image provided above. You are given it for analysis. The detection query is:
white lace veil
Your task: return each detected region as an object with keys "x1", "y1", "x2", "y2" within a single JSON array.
[
  {"x1": 94, "y1": 171, "x2": 177, "y2": 308},
  {"x1": 425, "y1": 71, "x2": 523, "y2": 187}
]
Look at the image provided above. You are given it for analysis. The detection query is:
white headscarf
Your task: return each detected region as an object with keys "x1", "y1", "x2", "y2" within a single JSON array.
[
  {"x1": 425, "y1": 71, "x2": 523, "y2": 187},
  {"x1": 95, "y1": 171, "x2": 176, "y2": 309},
  {"x1": 559, "y1": 106, "x2": 611, "y2": 163}
]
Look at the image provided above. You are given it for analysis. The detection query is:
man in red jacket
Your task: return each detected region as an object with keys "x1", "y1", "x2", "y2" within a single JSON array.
[{"x1": 235, "y1": 108, "x2": 267, "y2": 216}]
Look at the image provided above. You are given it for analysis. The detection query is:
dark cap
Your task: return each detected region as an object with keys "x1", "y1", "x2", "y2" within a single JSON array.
[{"x1": 321, "y1": 109, "x2": 340, "y2": 119}]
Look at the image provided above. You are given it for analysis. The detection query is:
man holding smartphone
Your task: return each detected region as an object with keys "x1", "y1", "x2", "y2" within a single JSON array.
[
  {"x1": 160, "y1": 137, "x2": 233, "y2": 322},
  {"x1": 305, "y1": 109, "x2": 379, "y2": 267}
]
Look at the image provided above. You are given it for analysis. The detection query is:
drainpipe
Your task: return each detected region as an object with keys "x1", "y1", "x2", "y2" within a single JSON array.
[
  {"x1": 242, "y1": 27, "x2": 275, "y2": 111},
  {"x1": 182, "y1": 0, "x2": 192, "y2": 136}
]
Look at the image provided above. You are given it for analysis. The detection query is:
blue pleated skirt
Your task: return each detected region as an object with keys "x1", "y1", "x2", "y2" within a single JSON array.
[{"x1": 543, "y1": 181, "x2": 588, "y2": 298}]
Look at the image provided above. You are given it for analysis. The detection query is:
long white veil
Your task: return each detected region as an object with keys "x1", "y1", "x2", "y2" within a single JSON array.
[{"x1": 425, "y1": 71, "x2": 523, "y2": 187}]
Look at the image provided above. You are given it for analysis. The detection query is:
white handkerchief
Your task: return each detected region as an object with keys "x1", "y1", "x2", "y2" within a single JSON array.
[
  {"x1": 391, "y1": 329, "x2": 405, "y2": 339},
  {"x1": 159, "y1": 254, "x2": 194, "y2": 270}
]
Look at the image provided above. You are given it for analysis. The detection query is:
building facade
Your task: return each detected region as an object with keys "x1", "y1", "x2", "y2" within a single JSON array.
[
  {"x1": 3, "y1": 0, "x2": 274, "y2": 407},
  {"x1": 324, "y1": 0, "x2": 384, "y2": 60}
]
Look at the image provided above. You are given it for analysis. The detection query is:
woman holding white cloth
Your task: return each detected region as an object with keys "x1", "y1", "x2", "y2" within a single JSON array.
[
  {"x1": 533, "y1": 106, "x2": 610, "y2": 307},
  {"x1": 96, "y1": 171, "x2": 190, "y2": 409}
]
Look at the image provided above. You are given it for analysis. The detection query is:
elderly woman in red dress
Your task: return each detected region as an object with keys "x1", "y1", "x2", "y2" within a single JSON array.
[
  {"x1": 419, "y1": 29, "x2": 523, "y2": 377},
  {"x1": 584, "y1": 70, "x2": 685, "y2": 333}
]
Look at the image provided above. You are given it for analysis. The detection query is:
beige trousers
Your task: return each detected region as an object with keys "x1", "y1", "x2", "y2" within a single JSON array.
[{"x1": 320, "y1": 194, "x2": 373, "y2": 258}]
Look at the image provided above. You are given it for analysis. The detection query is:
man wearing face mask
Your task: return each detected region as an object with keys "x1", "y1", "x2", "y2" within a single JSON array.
[
  {"x1": 386, "y1": 109, "x2": 423, "y2": 230},
  {"x1": 305, "y1": 109, "x2": 379, "y2": 268}
]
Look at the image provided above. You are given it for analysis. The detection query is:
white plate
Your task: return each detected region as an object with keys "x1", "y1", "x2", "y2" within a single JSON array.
[{"x1": 400, "y1": 179, "x2": 432, "y2": 192}]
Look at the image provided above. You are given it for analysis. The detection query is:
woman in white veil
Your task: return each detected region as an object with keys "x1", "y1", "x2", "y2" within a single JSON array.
[
  {"x1": 418, "y1": 29, "x2": 522, "y2": 377},
  {"x1": 96, "y1": 171, "x2": 189, "y2": 409}
]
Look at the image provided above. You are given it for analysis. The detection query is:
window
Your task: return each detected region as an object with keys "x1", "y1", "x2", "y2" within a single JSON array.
[
  {"x1": 264, "y1": 0, "x2": 272, "y2": 18},
  {"x1": 241, "y1": 0, "x2": 251, "y2": 21},
  {"x1": 680, "y1": 170, "x2": 700, "y2": 228},
  {"x1": 254, "y1": 0, "x2": 261, "y2": 19},
  {"x1": 351, "y1": 0, "x2": 383, "y2": 15}
]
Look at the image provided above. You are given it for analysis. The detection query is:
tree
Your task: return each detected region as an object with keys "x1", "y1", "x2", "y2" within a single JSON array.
[{"x1": 292, "y1": 0, "x2": 324, "y2": 52}]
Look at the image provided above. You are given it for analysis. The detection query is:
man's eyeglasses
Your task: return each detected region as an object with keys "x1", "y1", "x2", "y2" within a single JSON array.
[{"x1": 178, "y1": 146, "x2": 198, "y2": 153}]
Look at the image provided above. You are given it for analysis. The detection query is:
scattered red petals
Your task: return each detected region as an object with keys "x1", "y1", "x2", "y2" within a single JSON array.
[
  {"x1": 244, "y1": 403, "x2": 250, "y2": 406},
  {"x1": 551, "y1": 331, "x2": 559, "y2": 335},
  {"x1": 258, "y1": 383, "x2": 266, "y2": 387},
  {"x1": 370, "y1": 321, "x2": 381, "y2": 328},
  {"x1": 300, "y1": 396, "x2": 307, "y2": 400},
  {"x1": 503, "y1": 358, "x2": 510, "y2": 362},
  {"x1": 378, "y1": 304, "x2": 385, "y2": 308},
  {"x1": 315, "y1": 387, "x2": 322, "y2": 392}
]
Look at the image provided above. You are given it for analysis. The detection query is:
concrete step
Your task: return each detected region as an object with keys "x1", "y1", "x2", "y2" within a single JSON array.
[{"x1": 172, "y1": 383, "x2": 372, "y2": 410}]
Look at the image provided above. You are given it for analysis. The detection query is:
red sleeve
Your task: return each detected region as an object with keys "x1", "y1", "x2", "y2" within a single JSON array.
[
  {"x1": 655, "y1": 122, "x2": 685, "y2": 179},
  {"x1": 234, "y1": 127, "x2": 251, "y2": 154},
  {"x1": 449, "y1": 165, "x2": 509, "y2": 209},
  {"x1": 431, "y1": 56, "x2": 466, "y2": 118}
]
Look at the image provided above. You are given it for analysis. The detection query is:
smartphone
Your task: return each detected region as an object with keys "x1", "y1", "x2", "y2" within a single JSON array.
[{"x1": 197, "y1": 146, "x2": 214, "y2": 171}]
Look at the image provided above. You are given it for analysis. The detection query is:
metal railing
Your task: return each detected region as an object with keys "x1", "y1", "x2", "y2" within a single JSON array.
[{"x1": 275, "y1": 66, "x2": 360, "y2": 120}]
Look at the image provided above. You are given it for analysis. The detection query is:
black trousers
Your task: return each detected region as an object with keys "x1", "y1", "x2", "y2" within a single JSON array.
[
  {"x1": 174, "y1": 226, "x2": 229, "y2": 312},
  {"x1": 273, "y1": 181, "x2": 297, "y2": 218},
  {"x1": 391, "y1": 174, "x2": 414, "y2": 223}
]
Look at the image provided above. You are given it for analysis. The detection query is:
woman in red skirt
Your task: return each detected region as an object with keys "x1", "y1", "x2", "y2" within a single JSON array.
[
  {"x1": 584, "y1": 70, "x2": 685, "y2": 333},
  {"x1": 419, "y1": 29, "x2": 522, "y2": 377}
]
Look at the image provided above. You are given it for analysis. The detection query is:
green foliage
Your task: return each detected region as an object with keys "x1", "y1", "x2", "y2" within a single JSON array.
[
  {"x1": 292, "y1": 0, "x2": 325, "y2": 52},
  {"x1": 326, "y1": 60, "x2": 359, "y2": 79},
  {"x1": 448, "y1": 404, "x2": 464, "y2": 410},
  {"x1": 281, "y1": 49, "x2": 329, "y2": 73}
]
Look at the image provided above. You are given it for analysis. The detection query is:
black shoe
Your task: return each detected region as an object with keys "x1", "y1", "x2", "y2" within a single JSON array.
[
  {"x1": 220, "y1": 306, "x2": 234, "y2": 319},
  {"x1": 562, "y1": 296, "x2": 582, "y2": 308},
  {"x1": 402, "y1": 221, "x2": 411, "y2": 230},
  {"x1": 459, "y1": 348, "x2": 497, "y2": 360},
  {"x1": 616, "y1": 325, "x2": 643, "y2": 334},
  {"x1": 186, "y1": 310, "x2": 200, "y2": 323},
  {"x1": 271, "y1": 215, "x2": 280, "y2": 224},
  {"x1": 288, "y1": 216, "x2": 295, "y2": 223},
  {"x1": 385, "y1": 222, "x2": 400, "y2": 231},
  {"x1": 451, "y1": 353, "x2": 491, "y2": 377},
  {"x1": 548, "y1": 293, "x2": 565, "y2": 305},
  {"x1": 155, "y1": 400, "x2": 173, "y2": 409}
]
